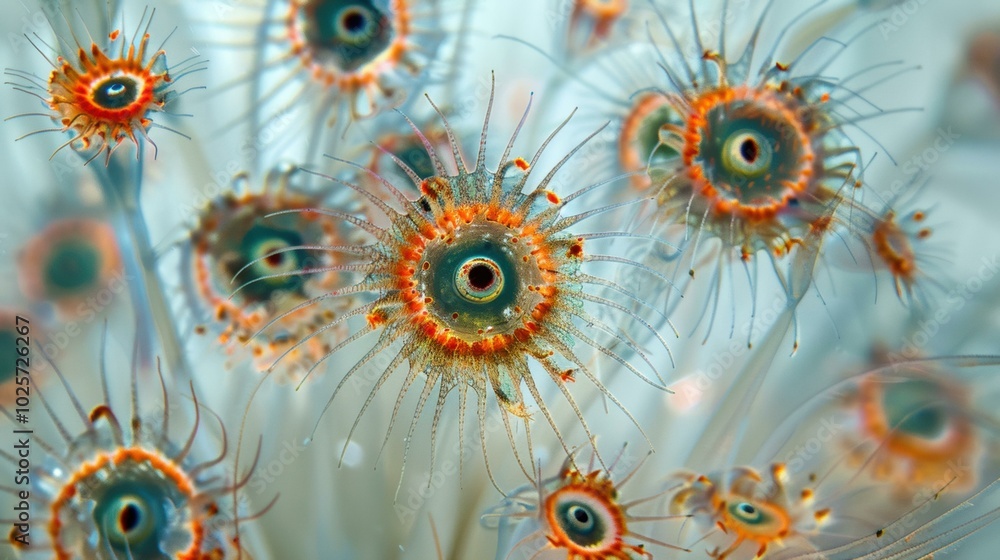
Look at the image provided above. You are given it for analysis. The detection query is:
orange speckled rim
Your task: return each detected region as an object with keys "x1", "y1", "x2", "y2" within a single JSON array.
[
  {"x1": 47, "y1": 29, "x2": 169, "y2": 150},
  {"x1": 47, "y1": 447, "x2": 205, "y2": 560},
  {"x1": 191, "y1": 190, "x2": 340, "y2": 351},
  {"x1": 681, "y1": 85, "x2": 816, "y2": 224},
  {"x1": 286, "y1": 0, "x2": 414, "y2": 92},
  {"x1": 542, "y1": 470, "x2": 637, "y2": 559},
  {"x1": 375, "y1": 183, "x2": 580, "y2": 358},
  {"x1": 859, "y1": 374, "x2": 975, "y2": 462},
  {"x1": 17, "y1": 218, "x2": 122, "y2": 306},
  {"x1": 619, "y1": 92, "x2": 670, "y2": 190}
]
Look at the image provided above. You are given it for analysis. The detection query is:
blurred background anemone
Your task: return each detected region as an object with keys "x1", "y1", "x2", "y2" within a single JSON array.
[{"x1": 2, "y1": 0, "x2": 1000, "y2": 559}]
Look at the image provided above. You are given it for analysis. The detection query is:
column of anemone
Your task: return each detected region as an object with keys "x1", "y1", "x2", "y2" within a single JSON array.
[
  {"x1": 488, "y1": 446, "x2": 691, "y2": 560},
  {"x1": 666, "y1": 303, "x2": 897, "y2": 560},
  {"x1": 628, "y1": 310, "x2": 816, "y2": 560},
  {"x1": 0, "y1": 341, "x2": 270, "y2": 558},
  {"x1": 260, "y1": 81, "x2": 675, "y2": 490},
  {"x1": 4, "y1": 5, "x2": 206, "y2": 377},
  {"x1": 180, "y1": 165, "x2": 356, "y2": 382},
  {"x1": 201, "y1": 0, "x2": 466, "y2": 165}
]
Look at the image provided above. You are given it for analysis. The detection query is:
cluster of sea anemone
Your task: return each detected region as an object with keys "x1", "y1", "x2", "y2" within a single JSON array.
[{"x1": 3, "y1": 0, "x2": 1000, "y2": 558}]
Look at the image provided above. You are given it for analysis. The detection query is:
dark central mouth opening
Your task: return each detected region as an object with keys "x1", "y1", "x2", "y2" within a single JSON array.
[
  {"x1": 95, "y1": 77, "x2": 139, "y2": 109},
  {"x1": 573, "y1": 508, "x2": 590, "y2": 523},
  {"x1": 741, "y1": 504, "x2": 757, "y2": 515},
  {"x1": 343, "y1": 10, "x2": 366, "y2": 32},
  {"x1": 467, "y1": 264, "x2": 495, "y2": 290},
  {"x1": 740, "y1": 139, "x2": 759, "y2": 163},
  {"x1": 119, "y1": 503, "x2": 141, "y2": 533},
  {"x1": 265, "y1": 252, "x2": 285, "y2": 266}
]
